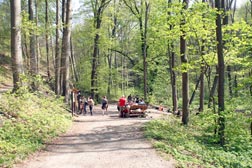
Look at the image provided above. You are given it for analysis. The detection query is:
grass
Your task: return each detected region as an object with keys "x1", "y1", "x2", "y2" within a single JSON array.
[
  {"x1": 0, "y1": 85, "x2": 72, "y2": 168},
  {"x1": 144, "y1": 110, "x2": 252, "y2": 168}
]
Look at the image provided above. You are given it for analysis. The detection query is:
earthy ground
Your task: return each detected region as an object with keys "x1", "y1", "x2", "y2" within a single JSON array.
[{"x1": 14, "y1": 104, "x2": 175, "y2": 168}]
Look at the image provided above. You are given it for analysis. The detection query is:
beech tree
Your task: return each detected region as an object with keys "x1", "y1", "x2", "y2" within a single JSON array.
[
  {"x1": 90, "y1": 0, "x2": 112, "y2": 100},
  {"x1": 215, "y1": 0, "x2": 225, "y2": 146},
  {"x1": 29, "y1": 0, "x2": 38, "y2": 90},
  {"x1": 181, "y1": 0, "x2": 189, "y2": 125},
  {"x1": 11, "y1": 0, "x2": 24, "y2": 91},
  {"x1": 123, "y1": 0, "x2": 150, "y2": 101},
  {"x1": 55, "y1": 0, "x2": 61, "y2": 95},
  {"x1": 61, "y1": 0, "x2": 72, "y2": 102}
]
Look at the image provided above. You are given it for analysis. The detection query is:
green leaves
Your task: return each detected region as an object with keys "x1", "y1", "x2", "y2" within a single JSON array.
[
  {"x1": 0, "y1": 87, "x2": 72, "y2": 167},
  {"x1": 145, "y1": 111, "x2": 252, "y2": 167}
]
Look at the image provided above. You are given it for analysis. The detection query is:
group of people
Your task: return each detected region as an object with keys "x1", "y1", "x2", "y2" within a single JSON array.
[
  {"x1": 71, "y1": 89, "x2": 108, "y2": 116},
  {"x1": 127, "y1": 94, "x2": 145, "y2": 104},
  {"x1": 71, "y1": 90, "x2": 95, "y2": 115}
]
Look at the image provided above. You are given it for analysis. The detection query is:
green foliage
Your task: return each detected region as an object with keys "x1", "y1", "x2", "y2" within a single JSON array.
[
  {"x1": 0, "y1": 87, "x2": 72, "y2": 167},
  {"x1": 144, "y1": 108, "x2": 252, "y2": 167}
]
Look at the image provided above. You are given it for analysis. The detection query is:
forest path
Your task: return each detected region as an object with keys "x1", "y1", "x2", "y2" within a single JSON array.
[{"x1": 14, "y1": 104, "x2": 175, "y2": 168}]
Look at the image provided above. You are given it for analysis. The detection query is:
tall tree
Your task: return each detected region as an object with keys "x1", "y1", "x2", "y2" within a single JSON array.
[
  {"x1": 199, "y1": 0, "x2": 207, "y2": 112},
  {"x1": 90, "y1": 0, "x2": 111, "y2": 100},
  {"x1": 29, "y1": 0, "x2": 38, "y2": 90},
  {"x1": 55, "y1": 0, "x2": 61, "y2": 95},
  {"x1": 168, "y1": 0, "x2": 178, "y2": 113},
  {"x1": 45, "y1": 0, "x2": 50, "y2": 79},
  {"x1": 181, "y1": 0, "x2": 189, "y2": 125},
  {"x1": 11, "y1": 0, "x2": 24, "y2": 91},
  {"x1": 61, "y1": 0, "x2": 72, "y2": 102},
  {"x1": 123, "y1": 0, "x2": 150, "y2": 101},
  {"x1": 215, "y1": 0, "x2": 225, "y2": 146}
]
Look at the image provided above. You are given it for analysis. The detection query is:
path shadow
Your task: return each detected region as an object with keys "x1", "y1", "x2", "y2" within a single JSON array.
[{"x1": 44, "y1": 121, "x2": 150, "y2": 154}]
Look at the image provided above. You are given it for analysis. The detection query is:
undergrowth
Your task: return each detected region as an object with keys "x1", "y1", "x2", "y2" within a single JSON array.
[
  {"x1": 144, "y1": 108, "x2": 252, "y2": 168},
  {"x1": 0, "y1": 86, "x2": 72, "y2": 168}
]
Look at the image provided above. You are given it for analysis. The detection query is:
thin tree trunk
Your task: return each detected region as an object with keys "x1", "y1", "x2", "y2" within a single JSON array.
[
  {"x1": 227, "y1": 65, "x2": 233, "y2": 97},
  {"x1": 199, "y1": 63, "x2": 205, "y2": 112},
  {"x1": 216, "y1": 0, "x2": 225, "y2": 146},
  {"x1": 199, "y1": 0, "x2": 207, "y2": 113},
  {"x1": 91, "y1": 0, "x2": 111, "y2": 99},
  {"x1": 29, "y1": 0, "x2": 38, "y2": 90},
  {"x1": 208, "y1": 66, "x2": 219, "y2": 108},
  {"x1": 45, "y1": 0, "x2": 50, "y2": 79},
  {"x1": 168, "y1": 0, "x2": 178, "y2": 113},
  {"x1": 60, "y1": 0, "x2": 66, "y2": 93},
  {"x1": 70, "y1": 36, "x2": 78, "y2": 82},
  {"x1": 11, "y1": 0, "x2": 24, "y2": 91},
  {"x1": 181, "y1": 0, "x2": 189, "y2": 125},
  {"x1": 35, "y1": 0, "x2": 39, "y2": 72},
  {"x1": 55, "y1": 0, "x2": 61, "y2": 95},
  {"x1": 143, "y1": 2, "x2": 150, "y2": 101}
]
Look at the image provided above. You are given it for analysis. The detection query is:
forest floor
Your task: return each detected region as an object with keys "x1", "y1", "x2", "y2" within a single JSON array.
[{"x1": 13, "y1": 104, "x2": 175, "y2": 168}]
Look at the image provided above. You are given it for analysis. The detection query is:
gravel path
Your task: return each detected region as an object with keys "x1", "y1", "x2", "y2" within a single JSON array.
[{"x1": 14, "y1": 104, "x2": 175, "y2": 168}]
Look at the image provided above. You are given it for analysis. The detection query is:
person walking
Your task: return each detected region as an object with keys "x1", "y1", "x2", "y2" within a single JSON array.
[
  {"x1": 101, "y1": 96, "x2": 108, "y2": 115},
  {"x1": 83, "y1": 96, "x2": 88, "y2": 115},
  {"x1": 88, "y1": 96, "x2": 94, "y2": 116}
]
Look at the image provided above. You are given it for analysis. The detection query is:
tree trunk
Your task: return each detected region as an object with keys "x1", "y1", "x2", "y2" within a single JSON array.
[
  {"x1": 143, "y1": 2, "x2": 150, "y2": 101},
  {"x1": 45, "y1": 0, "x2": 50, "y2": 79},
  {"x1": 216, "y1": 0, "x2": 225, "y2": 146},
  {"x1": 55, "y1": 0, "x2": 61, "y2": 95},
  {"x1": 208, "y1": 66, "x2": 218, "y2": 108},
  {"x1": 61, "y1": 0, "x2": 72, "y2": 102},
  {"x1": 11, "y1": 0, "x2": 24, "y2": 91},
  {"x1": 122, "y1": 0, "x2": 149, "y2": 101},
  {"x1": 199, "y1": 0, "x2": 206, "y2": 113},
  {"x1": 181, "y1": 0, "x2": 189, "y2": 125},
  {"x1": 168, "y1": 0, "x2": 178, "y2": 113},
  {"x1": 227, "y1": 65, "x2": 233, "y2": 97},
  {"x1": 29, "y1": 0, "x2": 38, "y2": 90},
  {"x1": 91, "y1": 0, "x2": 111, "y2": 99},
  {"x1": 199, "y1": 62, "x2": 205, "y2": 112},
  {"x1": 70, "y1": 36, "x2": 78, "y2": 82}
]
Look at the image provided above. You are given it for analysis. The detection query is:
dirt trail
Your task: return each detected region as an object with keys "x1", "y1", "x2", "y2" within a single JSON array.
[{"x1": 14, "y1": 104, "x2": 174, "y2": 168}]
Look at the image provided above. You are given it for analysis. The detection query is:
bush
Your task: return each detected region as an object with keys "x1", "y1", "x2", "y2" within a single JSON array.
[
  {"x1": 144, "y1": 111, "x2": 252, "y2": 168},
  {"x1": 0, "y1": 87, "x2": 72, "y2": 167}
]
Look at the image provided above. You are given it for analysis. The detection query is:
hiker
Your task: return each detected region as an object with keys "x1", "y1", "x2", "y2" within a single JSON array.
[
  {"x1": 118, "y1": 95, "x2": 126, "y2": 117},
  {"x1": 127, "y1": 94, "x2": 132, "y2": 102},
  {"x1": 83, "y1": 96, "x2": 88, "y2": 115},
  {"x1": 88, "y1": 96, "x2": 94, "y2": 116},
  {"x1": 79, "y1": 96, "x2": 84, "y2": 114},
  {"x1": 101, "y1": 96, "x2": 108, "y2": 115},
  {"x1": 77, "y1": 91, "x2": 82, "y2": 113}
]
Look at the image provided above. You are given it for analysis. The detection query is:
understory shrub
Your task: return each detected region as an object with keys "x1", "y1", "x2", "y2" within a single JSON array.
[
  {"x1": 144, "y1": 111, "x2": 252, "y2": 168},
  {"x1": 0, "y1": 86, "x2": 72, "y2": 167}
]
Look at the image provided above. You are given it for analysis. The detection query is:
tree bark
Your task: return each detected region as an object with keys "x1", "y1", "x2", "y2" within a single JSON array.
[
  {"x1": 45, "y1": 0, "x2": 50, "y2": 79},
  {"x1": 181, "y1": 0, "x2": 189, "y2": 125},
  {"x1": 199, "y1": 0, "x2": 207, "y2": 113},
  {"x1": 55, "y1": 0, "x2": 61, "y2": 95},
  {"x1": 70, "y1": 36, "x2": 78, "y2": 82},
  {"x1": 11, "y1": 0, "x2": 24, "y2": 91},
  {"x1": 29, "y1": 0, "x2": 38, "y2": 90},
  {"x1": 142, "y1": 1, "x2": 150, "y2": 101},
  {"x1": 122, "y1": 0, "x2": 149, "y2": 101},
  {"x1": 168, "y1": 0, "x2": 178, "y2": 113},
  {"x1": 216, "y1": 0, "x2": 225, "y2": 146},
  {"x1": 61, "y1": 0, "x2": 72, "y2": 102},
  {"x1": 208, "y1": 66, "x2": 218, "y2": 108},
  {"x1": 91, "y1": 0, "x2": 111, "y2": 99}
]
